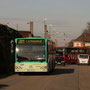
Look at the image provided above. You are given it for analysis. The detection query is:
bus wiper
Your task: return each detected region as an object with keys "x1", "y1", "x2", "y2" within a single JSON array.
[{"x1": 17, "y1": 56, "x2": 29, "y2": 62}]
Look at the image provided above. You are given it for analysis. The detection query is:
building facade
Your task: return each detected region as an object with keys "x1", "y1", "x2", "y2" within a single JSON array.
[{"x1": 73, "y1": 41, "x2": 84, "y2": 47}]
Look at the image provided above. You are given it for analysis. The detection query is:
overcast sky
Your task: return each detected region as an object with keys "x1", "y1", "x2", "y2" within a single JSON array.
[{"x1": 0, "y1": 0, "x2": 90, "y2": 46}]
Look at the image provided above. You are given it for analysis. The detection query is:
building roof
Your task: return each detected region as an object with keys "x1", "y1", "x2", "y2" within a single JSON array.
[
  {"x1": 74, "y1": 33, "x2": 90, "y2": 42},
  {"x1": 68, "y1": 32, "x2": 90, "y2": 47},
  {"x1": 0, "y1": 24, "x2": 22, "y2": 39},
  {"x1": 18, "y1": 31, "x2": 33, "y2": 37}
]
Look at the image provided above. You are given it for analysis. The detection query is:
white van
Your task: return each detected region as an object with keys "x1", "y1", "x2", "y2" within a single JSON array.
[{"x1": 78, "y1": 54, "x2": 89, "y2": 65}]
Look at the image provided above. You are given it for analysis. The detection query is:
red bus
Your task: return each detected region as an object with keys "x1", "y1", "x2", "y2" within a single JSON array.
[
  {"x1": 66, "y1": 47, "x2": 88, "y2": 63},
  {"x1": 55, "y1": 47, "x2": 89, "y2": 64}
]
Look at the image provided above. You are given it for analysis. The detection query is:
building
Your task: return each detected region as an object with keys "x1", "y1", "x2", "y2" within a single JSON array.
[
  {"x1": 18, "y1": 21, "x2": 34, "y2": 38},
  {"x1": 73, "y1": 32, "x2": 90, "y2": 47},
  {"x1": 19, "y1": 31, "x2": 33, "y2": 38},
  {"x1": 0, "y1": 24, "x2": 22, "y2": 74},
  {"x1": 69, "y1": 31, "x2": 90, "y2": 48},
  {"x1": 69, "y1": 22, "x2": 90, "y2": 48},
  {"x1": 73, "y1": 41, "x2": 84, "y2": 47}
]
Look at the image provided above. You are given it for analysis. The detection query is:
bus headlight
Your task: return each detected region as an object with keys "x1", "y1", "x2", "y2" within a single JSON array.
[
  {"x1": 16, "y1": 48, "x2": 19, "y2": 52},
  {"x1": 16, "y1": 66, "x2": 22, "y2": 69}
]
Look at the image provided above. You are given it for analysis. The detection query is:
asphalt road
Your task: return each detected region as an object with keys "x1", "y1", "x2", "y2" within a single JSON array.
[{"x1": 0, "y1": 65, "x2": 90, "y2": 90}]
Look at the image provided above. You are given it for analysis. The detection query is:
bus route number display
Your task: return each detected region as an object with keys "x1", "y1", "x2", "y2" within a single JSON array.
[{"x1": 17, "y1": 39, "x2": 44, "y2": 44}]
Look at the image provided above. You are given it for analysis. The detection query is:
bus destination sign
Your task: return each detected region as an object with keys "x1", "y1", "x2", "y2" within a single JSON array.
[{"x1": 17, "y1": 39, "x2": 45, "y2": 44}]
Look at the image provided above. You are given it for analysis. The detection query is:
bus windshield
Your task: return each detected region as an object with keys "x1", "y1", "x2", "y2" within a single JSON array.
[
  {"x1": 79, "y1": 54, "x2": 89, "y2": 59},
  {"x1": 16, "y1": 44, "x2": 45, "y2": 62}
]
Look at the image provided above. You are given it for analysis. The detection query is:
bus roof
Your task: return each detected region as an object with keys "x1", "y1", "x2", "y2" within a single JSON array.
[
  {"x1": 16, "y1": 37, "x2": 51, "y2": 40},
  {"x1": 15, "y1": 37, "x2": 54, "y2": 43}
]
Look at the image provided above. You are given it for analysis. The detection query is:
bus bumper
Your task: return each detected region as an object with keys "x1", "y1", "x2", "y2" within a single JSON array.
[{"x1": 15, "y1": 63, "x2": 48, "y2": 72}]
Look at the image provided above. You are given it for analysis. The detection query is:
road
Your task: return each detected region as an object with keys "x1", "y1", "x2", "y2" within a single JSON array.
[{"x1": 0, "y1": 65, "x2": 90, "y2": 90}]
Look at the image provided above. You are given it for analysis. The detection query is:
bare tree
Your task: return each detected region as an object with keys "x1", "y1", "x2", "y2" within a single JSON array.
[{"x1": 82, "y1": 22, "x2": 90, "y2": 35}]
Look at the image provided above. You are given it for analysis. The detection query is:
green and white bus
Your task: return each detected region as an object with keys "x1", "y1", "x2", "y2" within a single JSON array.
[{"x1": 15, "y1": 37, "x2": 56, "y2": 73}]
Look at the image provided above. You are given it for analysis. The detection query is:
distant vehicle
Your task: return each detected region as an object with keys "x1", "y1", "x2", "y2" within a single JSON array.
[
  {"x1": 55, "y1": 47, "x2": 69, "y2": 63},
  {"x1": 67, "y1": 47, "x2": 88, "y2": 63},
  {"x1": 15, "y1": 37, "x2": 56, "y2": 74},
  {"x1": 55, "y1": 47, "x2": 89, "y2": 64},
  {"x1": 55, "y1": 55, "x2": 65, "y2": 66},
  {"x1": 77, "y1": 54, "x2": 90, "y2": 65}
]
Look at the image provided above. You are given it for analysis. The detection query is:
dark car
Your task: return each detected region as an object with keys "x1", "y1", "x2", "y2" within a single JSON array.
[{"x1": 55, "y1": 56, "x2": 65, "y2": 66}]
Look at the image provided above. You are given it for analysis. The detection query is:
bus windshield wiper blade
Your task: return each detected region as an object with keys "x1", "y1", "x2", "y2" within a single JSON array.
[
  {"x1": 17, "y1": 56, "x2": 29, "y2": 62},
  {"x1": 18, "y1": 59, "x2": 29, "y2": 62}
]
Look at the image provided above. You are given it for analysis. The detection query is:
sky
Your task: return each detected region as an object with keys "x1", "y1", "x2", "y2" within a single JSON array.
[{"x1": 0, "y1": 0, "x2": 90, "y2": 46}]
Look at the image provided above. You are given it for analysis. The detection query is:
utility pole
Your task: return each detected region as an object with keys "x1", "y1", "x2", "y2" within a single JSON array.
[
  {"x1": 44, "y1": 19, "x2": 47, "y2": 38},
  {"x1": 49, "y1": 24, "x2": 53, "y2": 38},
  {"x1": 64, "y1": 33, "x2": 66, "y2": 46}
]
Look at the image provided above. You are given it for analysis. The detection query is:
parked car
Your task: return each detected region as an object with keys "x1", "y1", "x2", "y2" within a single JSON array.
[{"x1": 77, "y1": 54, "x2": 90, "y2": 65}]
